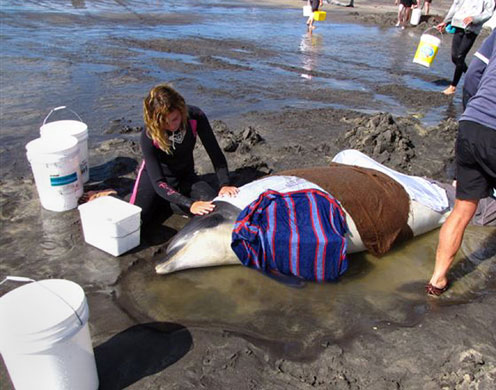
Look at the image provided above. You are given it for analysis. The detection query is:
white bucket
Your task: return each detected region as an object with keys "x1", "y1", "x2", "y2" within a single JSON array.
[
  {"x1": 410, "y1": 8, "x2": 421, "y2": 26},
  {"x1": 413, "y1": 29, "x2": 442, "y2": 68},
  {"x1": 40, "y1": 106, "x2": 89, "y2": 183},
  {"x1": 0, "y1": 279, "x2": 99, "y2": 390},
  {"x1": 26, "y1": 135, "x2": 83, "y2": 212},
  {"x1": 78, "y1": 196, "x2": 142, "y2": 256},
  {"x1": 303, "y1": 5, "x2": 312, "y2": 17}
]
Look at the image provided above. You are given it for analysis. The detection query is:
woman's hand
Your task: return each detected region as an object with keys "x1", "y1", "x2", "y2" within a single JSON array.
[
  {"x1": 436, "y1": 22, "x2": 446, "y2": 32},
  {"x1": 190, "y1": 201, "x2": 216, "y2": 215},
  {"x1": 463, "y1": 16, "x2": 473, "y2": 27},
  {"x1": 218, "y1": 186, "x2": 239, "y2": 197}
]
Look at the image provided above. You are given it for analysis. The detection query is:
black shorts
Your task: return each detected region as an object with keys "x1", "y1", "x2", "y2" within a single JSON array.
[
  {"x1": 310, "y1": 0, "x2": 320, "y2": 12},
  {"x1": 455, "y1": 120, "x2": 496, "y2": 200},
  {"x1": 400, "y1": 0, "x2": 415, "y2": 7},
  {"x1": 424, "y1": 0, "x2": 432, "y2": 3}
]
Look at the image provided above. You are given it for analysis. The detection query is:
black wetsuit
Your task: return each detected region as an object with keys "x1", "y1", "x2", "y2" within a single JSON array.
[{"x1": 130, "y1": 105, "x2": 230, "y2": 225}]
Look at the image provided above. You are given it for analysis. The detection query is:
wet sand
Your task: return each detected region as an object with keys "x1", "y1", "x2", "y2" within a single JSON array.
[{"x1": 1, "y1": 1, "x2": 496, "y2": 389}]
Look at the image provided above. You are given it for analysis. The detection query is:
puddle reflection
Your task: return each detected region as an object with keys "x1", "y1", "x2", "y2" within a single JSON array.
[
  {"x1": 299, "y1": 32, "x2": 323, "y2": 80},
  {"x1": 117, "y1": 226, "x2": 496, "y2": 355}
]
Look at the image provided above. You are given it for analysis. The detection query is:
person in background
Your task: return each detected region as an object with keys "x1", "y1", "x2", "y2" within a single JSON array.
[
  {"x1": 130, "y1": 83, "x2": 238, "y2": 229},
  {"x1": 395, "y1": 0, "x2": 418, "y2": 30},
  {"x1": 326, "y1": 0, "x2": 354, "y2": 7},
  {"x1": 423, "y1": 0, "x2": 432, "y2": 16},
  {"x1": 436, "y1": 0, "x2": 494, "y2": 95},
  {"x1": 307, "y1": 0, "x2": 323, "y2": 31},
  {"x1": 426, "y1": 32, "x2": 495, "y2": 296}
]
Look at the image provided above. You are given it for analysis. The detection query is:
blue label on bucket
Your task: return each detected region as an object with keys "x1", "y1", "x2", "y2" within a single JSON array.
[
  {"x1": 421, "y1": 46, "x2": 435, "y2": 58},
  {"x1": 50, "y1": 172, "x2": 77, "y2": 186}
]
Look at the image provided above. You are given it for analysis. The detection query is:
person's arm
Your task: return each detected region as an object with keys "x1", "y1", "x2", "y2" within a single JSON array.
[
  {"x1": 463, "y1": 31, "x2": 496, "y2": 101},
  {"x1": 194, "y1": 109, "x2": 230, "y2": 188},
  {"x1": 470, "y1": 0, "x2": 495, "y2": 25},
  {"x1": 140, "y1": 130, "x2": 194, "y2": 209},
  {"x1": 474, "y1": 31, "x2": 496, "y2": 65}
]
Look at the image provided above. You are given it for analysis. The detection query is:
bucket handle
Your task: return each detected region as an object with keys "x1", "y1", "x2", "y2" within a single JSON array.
[
  {"x1": 0, "y1": 276, "x2": 84, "y2": 326},
  {"x1": 43, "y1": 106, "x2": 84, "y2": 126},
  {"x1": 422, "y1": 26, "x2": 443, "y2": 42}
]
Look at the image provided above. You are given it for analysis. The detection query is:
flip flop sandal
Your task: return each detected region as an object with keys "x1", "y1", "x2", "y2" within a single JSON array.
[{"x1": 425, "y1": 282, "x2": 449, "y2": 297}]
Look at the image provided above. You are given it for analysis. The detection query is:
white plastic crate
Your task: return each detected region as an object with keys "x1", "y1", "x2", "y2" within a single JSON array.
[{"x1": 78, "y1": 196, "x2": 142, "y2": 256}]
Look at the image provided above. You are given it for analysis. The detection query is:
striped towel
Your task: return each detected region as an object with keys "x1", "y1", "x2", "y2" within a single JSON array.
[{"x1": 231, "y1": 189, "x2": 348, "y2": 282}]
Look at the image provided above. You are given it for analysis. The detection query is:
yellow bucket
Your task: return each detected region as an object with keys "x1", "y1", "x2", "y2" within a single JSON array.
[
  {"x1": 413, "y1": 28, "x2": 442, "y2": 68},
  {"x1": 313, "y1": 11, "x2": 327, "y2": 21}
]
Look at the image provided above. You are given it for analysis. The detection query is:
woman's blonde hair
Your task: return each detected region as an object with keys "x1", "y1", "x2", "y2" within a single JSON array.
[{"x1": 143, "y1": 83, "x2": 188, "y2": 154}]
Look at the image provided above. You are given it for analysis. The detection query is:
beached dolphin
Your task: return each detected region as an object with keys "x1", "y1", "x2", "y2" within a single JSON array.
[
  {"x1": 156, "y1": 201, "x2": 242, "y2": 275},
  {"x1": 155, "y1": 199, "x2": 447, "y2": 275},
  {"x1": 155, "y1": 150, "x2": 451, "y2": 275}
]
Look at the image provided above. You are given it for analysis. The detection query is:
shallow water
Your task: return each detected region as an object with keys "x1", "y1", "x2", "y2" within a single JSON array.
[
  {"x1": 118, "y1": 225, "x2": 496, "y2": 357},
  {"x1": 1, "y1": 0, "x2": 461, "y2": 179}
]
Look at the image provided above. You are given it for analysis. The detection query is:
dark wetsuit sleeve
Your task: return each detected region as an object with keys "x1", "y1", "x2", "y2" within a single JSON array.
[
  {"x1": 140, "y1": 131, "x2": 194, "y2": 209},
  {"x1": 195, "y1": 110, "x2": 230, "y2": 187}
]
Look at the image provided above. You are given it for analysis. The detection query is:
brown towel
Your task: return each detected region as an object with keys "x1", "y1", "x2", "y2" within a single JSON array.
[{"x1": 278, "y1": 163, "x2": 412, "y2": 256}]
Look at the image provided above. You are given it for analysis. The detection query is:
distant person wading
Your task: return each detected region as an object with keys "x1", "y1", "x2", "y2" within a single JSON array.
[
  {"x1": 307, "y1": 0, "x2": 323, "y2": 31},
  {"x1": 436, "y1": 0, "x2": 494, "y2": 95}
]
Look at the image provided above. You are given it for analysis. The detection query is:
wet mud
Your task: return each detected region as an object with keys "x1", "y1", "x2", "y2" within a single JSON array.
[{"x1": 1, "y1": 1, "x2": 496, "y2": 389}]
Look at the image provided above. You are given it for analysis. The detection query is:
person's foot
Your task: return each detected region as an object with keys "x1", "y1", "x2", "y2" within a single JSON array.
[
  {"x1": 426, "y1": 274, "x2": 449, "y2": 296},
  {"x1": 425, "y1": 282, "x2": 449, "y2": 296},
  {"x1": 443, "y1": 85, "x2": 456, "y2": 95},
  {"x1": 395, "y1": 21, "x2": 401, "y2": 27}
]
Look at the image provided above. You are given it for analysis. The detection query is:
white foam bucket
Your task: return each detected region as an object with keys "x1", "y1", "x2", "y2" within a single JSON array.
[
  {"x1": 303, "y1": 5, "x2": 312, "y2": 17},
  {"x1": 0, "y1": 279, "x2": 99, "y2": 390},
  {"x1": 40, "y1": 106, "x2": 89, "y2": 183},
  {"x1": 26, "y1": 135, "x2": 83, "y2": 212},
  {"x1": 410, "y1": 8, "x2": 421, "y2": 26}
]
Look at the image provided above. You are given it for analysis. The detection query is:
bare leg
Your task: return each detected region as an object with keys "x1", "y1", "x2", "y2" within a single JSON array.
[
  {"x1": 403, "y1": 7, "x2": 412, "y2": 28},
  {"x1": 425, "y1": 2, "x2": 430, "y2": 15},
  {"x1": 308, "y1": 14, "x2": 316, "y2": 30},
  {"x1": 396, "y1": 4, "x2": 405, "y2": 26},
  {"x1": 428, "y1": 199, "x2": 478, "y2": 289}
]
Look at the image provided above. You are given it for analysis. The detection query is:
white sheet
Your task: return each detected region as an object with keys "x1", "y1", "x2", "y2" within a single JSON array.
[{"x1": 214, "y1": 175, "x2": 325, "y2": 211}]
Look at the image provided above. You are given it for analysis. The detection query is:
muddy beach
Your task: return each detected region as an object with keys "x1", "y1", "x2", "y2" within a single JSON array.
[{"x1": 1, "y1": 1, "x2": 496, "y2": 389}]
